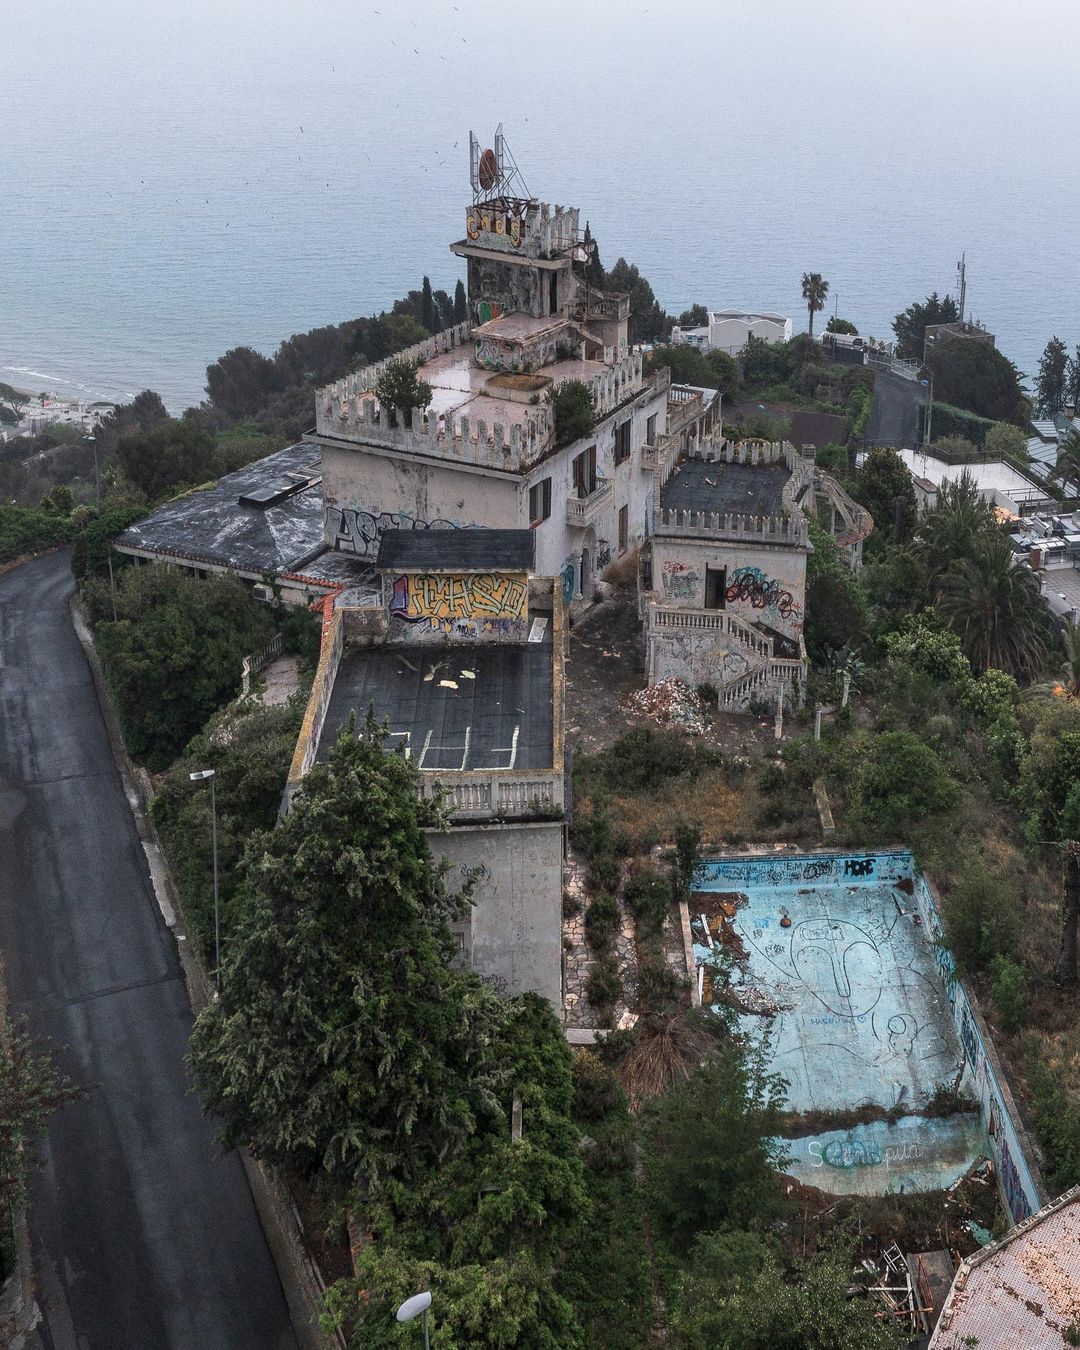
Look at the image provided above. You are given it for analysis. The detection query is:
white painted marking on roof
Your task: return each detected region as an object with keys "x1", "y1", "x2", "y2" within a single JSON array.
[
  {"x1": 528, "y1": 617, "x2": 548, "y2": 643},
  {"x1": 490, "y1": 724, "x2": 520, "y2": 770},
  {"x1": 417, "y1": 729, "x2": 433, "y2": 768}
]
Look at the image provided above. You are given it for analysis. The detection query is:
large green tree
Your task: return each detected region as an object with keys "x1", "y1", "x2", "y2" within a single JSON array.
[
  {"x1": 205, "y1": 346, "x2": 282, "y2": 419},
  {"x1": 891, "y1": 291, "x2": 959, "y2": 362},
  {"x1": 801, "y1": 272, "x2": 829, "y2": 338},
  {"x1": 189, "y1": 719, "x2": 507, "y2": 1195},
  {"x1": 113, "y1": 420, "x2": 218, "y2": 499},
  {"x1": 925, "y1": 336, "x2": 1030, "y2": 426},
  {"x1": 643, "y1": 1044, "x2": 788, "y2": 1253},
  {"x1": 937, "y1": 534, "x2": 1053, "y2": 678},
  {"x1": 88, "y1": 564, "x2": 276, "y2": 768},
  {"x1": 1053, "y1": 430, "x2": 1080, "y2": 494},
  {"x1": 0, "y1": 1018, "x2": 80, "y2": 1222},
  {"x1": 1037, "y1": 336, "x2": 1069, "y2": 417},
  {"x1": 914, "y1": 471, "x2": 997, "y2": 592},
  {"x1": 604, "y1": 258, "x2": 667, "y2": 343},
  {"x1": 331, "y1": 996, "x2": 589, "y2": 1349},
  {"x1": 852, "y1": 447, "x2": 917, "y2": 547}
]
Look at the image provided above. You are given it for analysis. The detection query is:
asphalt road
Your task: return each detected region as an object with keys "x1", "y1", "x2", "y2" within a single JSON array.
[
  {"x1": 0, "y1": 553, "x2": 297, "y2": 1350},
  {"x1": 866, "y1": 368, "x2": 927, "y2": 450}
]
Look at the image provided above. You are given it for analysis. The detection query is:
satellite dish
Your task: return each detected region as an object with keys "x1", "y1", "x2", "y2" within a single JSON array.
[{"x1": 478, "y1": 147, "x2": 499, "y2": 192}]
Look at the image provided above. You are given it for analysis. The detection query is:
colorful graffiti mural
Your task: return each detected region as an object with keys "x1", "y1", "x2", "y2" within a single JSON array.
[
  {"x1": 661, "y1": 559, "x2": 698, "y2": 601},
  {"x1": 725, "y1": 565, "x2": 802, "y2": 627},
  {"x1": 561, "y1": 558, "x2": 577, "y2": 606},
  {"x1": 327, "y1": 506, "x2": 462, "y2": 557},
  {"x1": 389, "y1": 572, "x2": 528, "y2": 626}
]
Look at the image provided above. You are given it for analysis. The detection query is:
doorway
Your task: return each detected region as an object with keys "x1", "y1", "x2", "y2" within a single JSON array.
[{"x1": 705, "y1": 566, "x2": 727, "y2": 610}]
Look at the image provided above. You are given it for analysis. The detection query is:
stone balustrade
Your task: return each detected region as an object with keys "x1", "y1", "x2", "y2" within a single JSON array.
[
  {"x1": 566, "y1": 477, "x2": 612, "y2": 528},
  {"x1": 416, "y1": 770, "x2": 564, "y2": 821},
  {"x1": 653, "y1": 506, "x2": 809, "y2": 546}
]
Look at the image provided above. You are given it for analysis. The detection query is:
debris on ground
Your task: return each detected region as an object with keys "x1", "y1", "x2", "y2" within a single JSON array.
[{"x1": 622, "y1": 679, "x2": 707, "y2": 734}]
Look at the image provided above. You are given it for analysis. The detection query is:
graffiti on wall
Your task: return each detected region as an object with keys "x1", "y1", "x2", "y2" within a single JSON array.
[
  {"x1": 694, "y1": 852, "x2": 912, "y2": 892},
  {"x1": 389, "y1": 572, "x2": 528, "y2": 627},
  {"x1": 661, "y1": 559, "x2": 699, "y2": 601},
  {"x1": 327, "y1": 506, "x2": 461, "y2": 557},
  {"x1": 475, "y1": 336, "x2": 521, "y2": 372},
  {"x1": 725, "y1": 565, "x2": 803, "y2": 628},
  {"x1": 561, "y1": 557, "x2": 577, "y2": 606},
  {"x1": 914, "y1": 874, "x2": 1039, "y2": 1224},
  {"x1": 596, "y1": 540, "x2": 612, "y2": 571}
]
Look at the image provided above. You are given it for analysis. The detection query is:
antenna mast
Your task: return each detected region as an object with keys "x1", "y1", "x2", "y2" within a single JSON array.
[{"x1": 956, "y1": 252, "x2": 967, "y2": 323}]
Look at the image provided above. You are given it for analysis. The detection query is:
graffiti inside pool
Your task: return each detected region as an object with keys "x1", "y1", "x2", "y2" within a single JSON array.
[{"x1": 692, "y1": 852, "x2": 1042, "y2": 1217}]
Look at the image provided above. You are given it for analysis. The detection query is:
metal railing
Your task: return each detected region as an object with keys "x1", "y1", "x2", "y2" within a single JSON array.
[{"x1": 241, "y1": 632, "x2": 285, "y2": 696}]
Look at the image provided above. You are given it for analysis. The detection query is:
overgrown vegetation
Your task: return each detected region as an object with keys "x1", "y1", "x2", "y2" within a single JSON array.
[{"x1": 85, "y1": 563, "x2": 277, "y2": 769}]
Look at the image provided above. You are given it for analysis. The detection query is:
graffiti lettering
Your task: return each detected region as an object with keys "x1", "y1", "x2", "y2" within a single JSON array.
[
  {"x1": 844, "y1": 858, "x2": 875, "y2": 878},
  {"x1": 327, "y1": 506, "x2": 461, "y2": 557},
  {"x1": 802, "y1": 859, "x2": 836, "y2": 882},
  {"x1": 725, "y1": 565, "x2": 802, "y2": 626},
  {"x1": 809, "y1": 1137, "x2": 924, "y2": 1170},
  {"x1": 390, "y1": 572, "x2": 528, "y2": 624}
]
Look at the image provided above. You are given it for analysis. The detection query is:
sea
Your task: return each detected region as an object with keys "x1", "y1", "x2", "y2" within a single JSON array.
[{"x1": 3, "y1": 0, "x2": 1078, "y2": 414}]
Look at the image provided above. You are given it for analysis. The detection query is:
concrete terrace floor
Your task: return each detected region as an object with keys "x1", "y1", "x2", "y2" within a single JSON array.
[{"x1": 318, "y1": 622, "x2": 554, "y2": 771}]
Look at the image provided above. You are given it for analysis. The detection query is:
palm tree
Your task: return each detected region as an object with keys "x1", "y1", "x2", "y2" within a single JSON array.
[
  {"x1": 801, "y1": 273, "x2": 829, "y2": 339},
  {"x1": 1052, "y1": 429, "x2": 1080, "y2": 496},
  {"x1": 937, "y1": 534, "x2": 1053, "y2": 679},
  {"x1": 914, "y1": 471, "x2": 997, "y2": 595}
]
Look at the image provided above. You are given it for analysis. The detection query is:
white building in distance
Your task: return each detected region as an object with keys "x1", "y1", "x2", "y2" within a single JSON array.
[{"x1": 671, "y1": 310, "x2": 792, "y2": 356}]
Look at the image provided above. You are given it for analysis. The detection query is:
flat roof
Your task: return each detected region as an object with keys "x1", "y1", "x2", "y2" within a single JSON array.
[
  {"x1": 896, "y1": 449, "x2": 1042, "y2": 499},
  {"x1": 317, "y1": 617, "x2": 554, "y2": 771},
  {"x1": 660, "y1": 458, "x2": 789, "y2": 517},
  {"x1": 375, "y1": 528, "x2": 535, "y2": 572},
  {"x1": 113, "y1": 440, "x2": 380, "y2": 592},
  {"x1": 930, "y1": 1188, "x2": 1080, "y2": 1348},
  {"x1": 114, "y1": 442, "x2": 326, "y2": 574}
]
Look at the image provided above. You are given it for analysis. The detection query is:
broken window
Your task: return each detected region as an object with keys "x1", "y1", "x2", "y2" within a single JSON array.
[
  {"x1": 619, "y1": 504, "x2": 629, "y2": 551},
  {"x1": 646, "y1": 413, "x2": 657, "y2": 444},
  {"x1": 529, "y1": 477, "x2": 552, "y2": 524},
  {"x1": 614, "y1": 418, "x2": 631, "y2": 465}
]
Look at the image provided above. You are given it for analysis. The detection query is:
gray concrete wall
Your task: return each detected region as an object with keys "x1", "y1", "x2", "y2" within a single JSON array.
[
  {"x1": 649, "y1": 535, "x2": 807, "y2": 641},
  {"x1": 321, "y1": 443, "x2": 520, "y2": 555},
  {"x1": 427, "y1": 820, "x2": 564, "y2": 1009}
]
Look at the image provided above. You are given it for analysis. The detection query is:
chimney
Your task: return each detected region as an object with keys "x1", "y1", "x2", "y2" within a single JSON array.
[
  {"x1": 1029, "y1": 546, "x2": 1043, "y2": 571},
  {"x1": 1066, "y1": 404, "x2": 1076, "y2": 421}
]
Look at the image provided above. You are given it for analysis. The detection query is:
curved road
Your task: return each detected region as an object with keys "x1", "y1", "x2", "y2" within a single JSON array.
[{"x1": 0, "y1": 553, "x2": 297, "y2": 1350}]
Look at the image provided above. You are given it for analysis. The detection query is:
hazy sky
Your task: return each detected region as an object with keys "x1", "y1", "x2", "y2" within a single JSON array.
[{"x1": 3, "y1": 0, "x2": 1078, "y2": 404}]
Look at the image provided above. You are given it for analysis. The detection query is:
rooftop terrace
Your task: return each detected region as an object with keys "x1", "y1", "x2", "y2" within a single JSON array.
[
  {"x1": 317, "y1": 626, "x2": 554, "y2": 774},
  {"x1": 661, "y1": 459, "x2": 789, "y2": 518},
  {"x1": 316, "y1": 323, "x2": 654, "y2": 471}
]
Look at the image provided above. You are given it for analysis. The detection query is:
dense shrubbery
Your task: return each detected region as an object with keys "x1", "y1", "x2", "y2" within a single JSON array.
[
  {"x1": 150, "y1": 697, "x2": 306, "y2": 962},
  {"x1": 86, "y1": 564, "x2": 276, "y2": 768}
]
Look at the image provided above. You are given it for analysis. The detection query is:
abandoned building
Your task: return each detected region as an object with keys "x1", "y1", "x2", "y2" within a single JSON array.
[
  {"x1": 639, "y1": 436, "x2": 872, "y2": 709},
  {"x1": 284, "y1": 528, "x2": 565, "y2": 1007},
  {"x1": 312, "y1": 128, "x2": 716, "y2": 606}
]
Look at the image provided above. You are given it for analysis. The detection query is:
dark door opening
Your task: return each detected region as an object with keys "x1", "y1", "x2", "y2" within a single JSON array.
[
  {"x1": 549, "y1": 270, "x2": 558, "y2": 315},
  {"x1": 573, "y1": 445, "x2": 597, "y2": 498},
  {"x1": 705, "y1": 566, "x2": 727, "y2": 610}
]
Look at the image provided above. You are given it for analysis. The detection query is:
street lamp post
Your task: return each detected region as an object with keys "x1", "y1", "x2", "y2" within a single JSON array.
[
  {"x1": 84, "y1": 431, "x2": 117, "y2": 620},
  {"x1": 396, "y1": 1292, "x2": 432, "y2": 1350},
  {"x1": 920, "y1": 375, "x2": 934, "y2": 447},
  {"x1": 189, "y1": 769, "x2": 221, "y2": 991}
]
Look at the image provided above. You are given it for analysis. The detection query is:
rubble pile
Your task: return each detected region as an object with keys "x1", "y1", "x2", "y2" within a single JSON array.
[{"x1": 623, "y1": 679, "x2": 706, "y2": 735}]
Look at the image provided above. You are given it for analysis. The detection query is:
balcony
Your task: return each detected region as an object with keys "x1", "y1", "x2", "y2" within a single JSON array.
[
  {"x1": 572, "y1": 286, "x2": 631, "y2": 324},
  {"x1": 566, "y1": 477, "x2": 613, "y2": 528}
]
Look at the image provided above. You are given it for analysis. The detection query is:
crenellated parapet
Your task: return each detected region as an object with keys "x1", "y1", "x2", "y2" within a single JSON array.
[
  {"x1": 318, "y1": 322, "x2": 472, "y2": 412},
  {"x1": 653, "y1": 506, "x2": 810, "y2": 546},
  {"x1": 318, "y1": 389, "x2": 556, "y2": 470}
]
